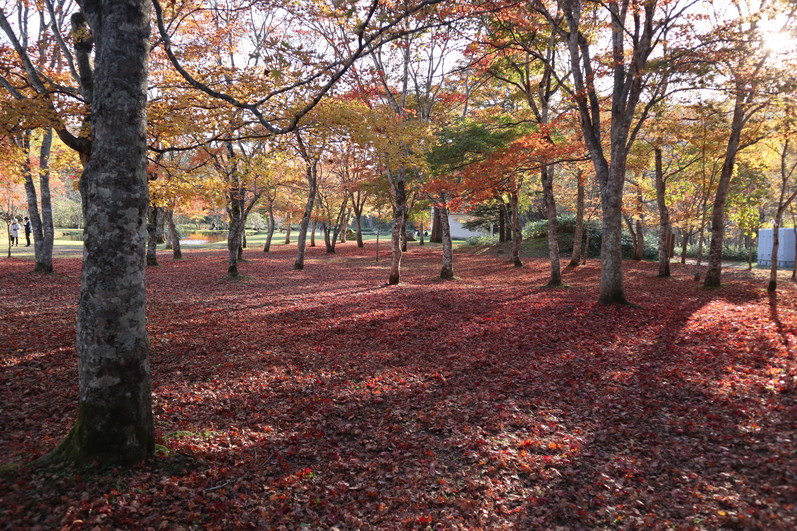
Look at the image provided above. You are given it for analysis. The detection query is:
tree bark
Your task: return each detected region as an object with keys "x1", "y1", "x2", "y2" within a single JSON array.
[
  {"x1": 146, "y1": 205, "x2": 162, "y2": 266},
  {"x1": 264, "y1": 205, "x2": 275, "y2": 252},
  {"x1": 166, "y1": 209, "x2": 182, "y2": 259},
  {"x1": 294, "y1": 161, "x2": 317, "y2": 270},
  {"x1": 510, "y1": 193, "x2": 522, "y2": 267},
  {"x1": 284, "y1": 213, "x2": 291, "y2": 244},
  {"x1": 310, "y1": 219, "x2": 317, "y2": 247},
  {"x1": 430, "y1": 206, "x2": 442, "y2": 243},
  {"x1": 598, "y1": 165, "x2": 627, "y2": 304},
  {"x1": 389, "y1": 177, "x2": 406, "y2": 284},
  {"x1": 704, "y1": 90, "x2": 747, "y2": 287},
  {"x1": 541, "y1": 165, "x2": 561, "y2": 285},
  {"x1": 47, "y1": 0, "x2": 153, "y2": 466},
  {"x1": 569, "y1": 171, "x2": 585, "y2": 267},
  {"x1": 439, "y1": 206, "x2": 454, "y2": 279},
  {"x1": 226, "y1": 189, "x2": 245, "y2": 276},
  {"x1": 23, "y1": 129, "x2": 55, "y2": 273}
]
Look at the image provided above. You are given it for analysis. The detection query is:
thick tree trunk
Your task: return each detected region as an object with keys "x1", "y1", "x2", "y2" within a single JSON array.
[
  {"x1": 541, "y1": 165, "x2": 561, "y2": 285},
  {"x1": 294, "y1": 166, "x2": 317, "y2": 270},
  {"x1": 598, "y1": 167, "x2": 627, "y2": 304},
  {"x1": 430, "y1": 206, "x2": 442, "y2": 243},
  {"x1": 47, "y1": 0, "x2": 153, "y2": 466},
  {"x1": 569, "y1": 171, "x2": 585, "y2": 267},
  {"x1": 166, "y1": 209, "x2": 182, "y2": 259},
  {"x1": 354, "y1": 210, "x2": 364, "y2": 247},
  {"x1": 264, "y1": 206, "x2": 275, "y2": 252},
  {"x1": 510, "y1": 193, "x2": 522, "y2": 267},
  {"x1": 439, "y1": 206, "x2": 454, "y2": 279},
  {"x1": 339, "y1": 208, "x2": 350, "y2": 243},
  {"x1": 227, "y1": 193, "x2": 245, "y2": 276},
  {"x1": 389, "y1": 179, "x2": 406, "y2": 284}
]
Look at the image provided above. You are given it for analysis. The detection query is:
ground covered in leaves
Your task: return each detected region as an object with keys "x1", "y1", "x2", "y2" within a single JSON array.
[{"x1": 1, "y1": 243, "x2": 795, "y2": 529}]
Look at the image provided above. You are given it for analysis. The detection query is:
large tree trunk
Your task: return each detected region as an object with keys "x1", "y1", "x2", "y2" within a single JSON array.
[
  {"x1": 227, "y1": 191, "x2": 245, "y2": 276},
  {"x1": 264, "y1": 205, "x2": 275, "y2": 252},
  {"x1": 353, "y1": 208, "x2": 364, "y2": 247},
  {"x1": 430, "y1": 206, "x2": 442, "y2": 243},
  {"x1": 510, "y1": 193, "x2": 522, "y2": 267},
  {"x1": 47, "y1": 0, "x2": 153, "y2": 466},
  {"x1": 389, "y1": 178, "x2": 406, "y2": 284},
  {"x1": 294, "y1": 165, "x2": 317, "y2": 270},
  {"x1": 166, "y1": 209, "x2": 182, "y2": 259},
  {"x1": 569, "y1": 171, "x2": 585, "y2": 267},
  {"x1": 541, "y1": 165, "x2": 561, "y2": 285},
  {"x1": 439, "y1": 206, "x2": 454, "y2": 279},
  {"x1": 598, "y1": 165, "x2": 627, "y2": 304}
]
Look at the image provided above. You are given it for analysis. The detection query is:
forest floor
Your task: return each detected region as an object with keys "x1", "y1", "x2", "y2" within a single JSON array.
[{"x1": 1, "y1": 243, "x2": 795, "y2": 529}]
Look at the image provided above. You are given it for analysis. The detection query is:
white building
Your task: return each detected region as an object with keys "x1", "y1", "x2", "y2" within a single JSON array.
[
  {"x1": 429, "y1": 209, "x2": 485, "y2": 240},
  {"x1": 758, "y1": 228, "x2": 796, "y2": 267}
]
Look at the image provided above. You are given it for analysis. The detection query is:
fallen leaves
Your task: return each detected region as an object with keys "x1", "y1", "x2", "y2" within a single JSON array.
[{"x1": 0, "y1": 245, "x2": 795, "y2": 528}]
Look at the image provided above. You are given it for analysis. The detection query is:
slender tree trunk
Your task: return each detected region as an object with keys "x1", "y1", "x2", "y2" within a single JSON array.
[
  {"x1": 24, "y1": 129, "x2": 55, "y2": 273},
  {"x1": 389, "y1": 178, "x2": 406, "y2": 284},
  {"x1": 284, "y1": 213, "x2": 291, "y2": 244},
  {"x1": 569, "y1": 171, "x2": 585, "y2": 267},
  {"x1": 769, "y1": 221, "x2": 782, "y2": 292},
  {"x1": 541, "y1": 165, "x2": 561, "y2": 285},
  {"x1": 167, "y1": 209, "x2": 182, "y2": 259},
  {"x1": 400, "y1": 213, "x2": 408, "y2": 252},
  {"x1": 653, "y1": 146, "x2": 671, "y2": 276},
  {"x1": 681, "y1": 230, "x2": 689, "y2": 264},
  {"x1": 510, "y1": 193, "x2": 522, "y2": 267},
  {"x1": 430, "y1": 206, "x2": 442, "y2": 243},
  {"x1": 294, "y1": 166, "x2": 317, "y2": 270},
  {"x1": 439, "y1": 206, "x2": 454, "y2": 279},
  {"x1": 146, "y1": 205, "x2": 161, "y2": 266},
  {"x1": 498, "y1": 205, "x2": 506, "y2": 243},
  {"x1": 264, "y1": 205, "x2": 275, "y2": 252},
  {"x1": 704, "y1": 96, "x2": 747, "y2": 288},
  {"x1": 418, "y1": 222, "x2": 425, "y2": 246},
  {"x1": 47, "y1": 0, "x2": 153, "y2": 466},
  {"x1": 310, "y1": 219, "x2": 317, "y2": 247},
  {"x1": 582, "y1": 223, "x2": 590, "y2": 265}
]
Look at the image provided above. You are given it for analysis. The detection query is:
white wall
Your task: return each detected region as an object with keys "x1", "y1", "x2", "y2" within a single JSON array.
[{"x1": 758, "y1": 228, "x2": 796, "y2": 267}]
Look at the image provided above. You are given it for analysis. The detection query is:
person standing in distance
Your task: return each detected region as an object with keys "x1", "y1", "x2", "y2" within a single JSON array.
[{"x1": 24, "y1": 217, "x2": 31, "y2": 246}]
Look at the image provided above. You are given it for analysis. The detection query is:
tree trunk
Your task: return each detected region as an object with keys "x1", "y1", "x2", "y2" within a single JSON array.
[
  {"x1": 294, "y1": 165, "x2": 317, "y2": 270},
  {"x1": 704, "y1": 94, "x2": 747, "y2": 288},
  {"x1": 339, "y1": 208, "x2": 350, "y2": 243},
  {"x1": 146, "y1": 205, "x2": 161, "y2": 266},
  {"x1": 47, "y1": 0, "x2": 153, "y2": 466},
  {"x1": 310, "y1": 219, "x2": 317, "y2": 247},
  {"x1": 430, "y1": 206, "x2": 442, "y2": 243},
  {"x1": 400, "y1": 214, "x2": 408, "y2": 252},
  {"x1": 354, "y1": 209, "x2": 364, "y2": 247},
  {"x1": 439, "y1": 206, "x2": 454, "y2": 279},
  {"x1": 569, "y1": 171, "x2": 585, "y2": 267},
  {"x1": 510, "y1": 193, "x2": 522, "y2": 267},
  {"x1": 654, "y1": 146, "x2": 671, "y2": 276},
  {"x1": 769, "y1": 219, "x2": 782, "y2": 292},
  {"x1": 167, "y1": 209, "x2": 182, "y2": 259},
  {"x1": 541, "y1": 165, "x2": 561, "y2": 285},
  {"x1": 681, "y1": 230, "x2": 689, "y2": 264},
  {"x1": 498, "y1": 204, "x2": 506, "y2": 243},
  {"x1": 227, "y1": 192, "x2": 245, "y2": 276},
  {"x1": 264, "y1": 205, "x2": 275, "y2": 252},
  {"x1": 389, "y1": 178, "x2": 406, "y2": 284},
  {"x1": 598, "y1": 166, "x2": 627, "y2": 304},
  {"x1": 24, "y1": 129, "x2": 55, "y2": 273},
  {"x1": 284, "y1": 213, "x2": 291, "y2": 244}
]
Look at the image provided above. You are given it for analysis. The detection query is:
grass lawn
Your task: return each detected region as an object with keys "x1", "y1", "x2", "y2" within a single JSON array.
[{"x1": 1, "y1": 241, "x2": 795, "y2": 528}]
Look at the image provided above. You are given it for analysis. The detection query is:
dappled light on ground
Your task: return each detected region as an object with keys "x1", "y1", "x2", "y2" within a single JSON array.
[{"x1": 1, "y1": 244, "x2": 795, "y2": 528}]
